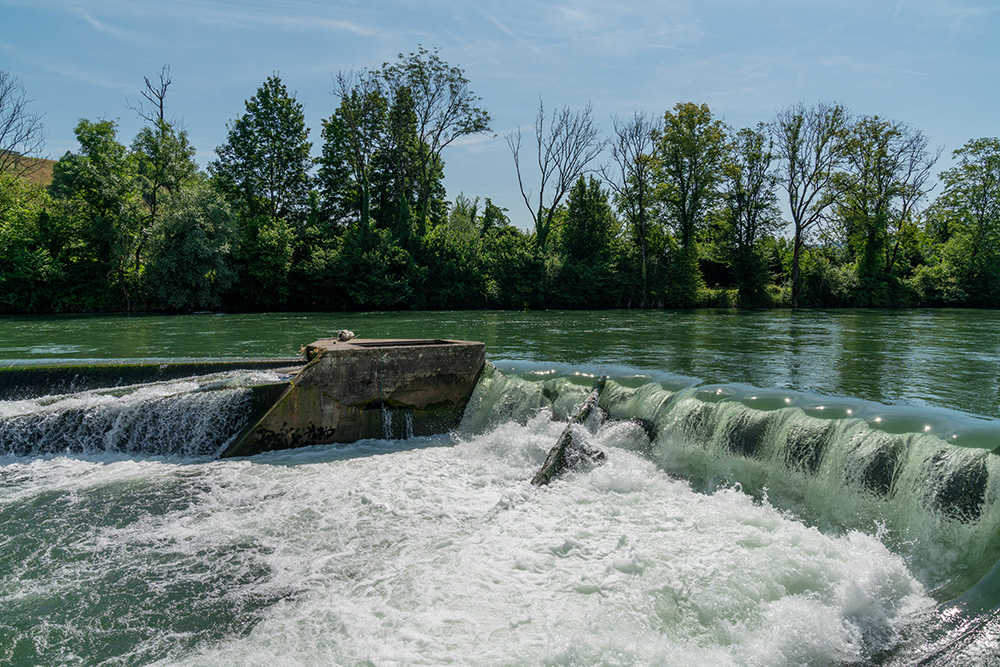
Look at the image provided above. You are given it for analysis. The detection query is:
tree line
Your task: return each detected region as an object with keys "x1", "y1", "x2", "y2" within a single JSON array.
[{"x1": 1, "y1": 52, "x2": 999, "y2": 314}]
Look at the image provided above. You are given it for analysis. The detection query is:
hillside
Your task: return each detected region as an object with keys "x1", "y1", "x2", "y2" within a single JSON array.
[{"x1": 6, "y1": 155, "x2": 56, "y2": 186}]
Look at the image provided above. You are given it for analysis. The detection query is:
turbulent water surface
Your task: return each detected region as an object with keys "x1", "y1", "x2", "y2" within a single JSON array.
[{"x1": 1, "y1": 310, "x2": 999, "y2": 665}]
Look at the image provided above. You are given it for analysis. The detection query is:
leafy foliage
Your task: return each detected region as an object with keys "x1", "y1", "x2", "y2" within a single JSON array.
[
  {"x1": 0, "y1": 174, "x2": 57, "y2": 311},
  {"x1": 1, "y1": 58, "x2": 997, "y2": 313},
  {"x1": 146, "y1": 181, "x2": 237, "y2": 311},
  {"x1": 210, "y1": 75, "x2": 312, "y2": 224},
  {"x1": 555, "y1": 176, "x2": 622, "y2": 306},
  {"x1": 927, "y1": 138, "x2": 1000, "y2": 305}
]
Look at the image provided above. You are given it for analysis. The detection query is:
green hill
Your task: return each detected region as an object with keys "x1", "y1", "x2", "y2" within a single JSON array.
[{"x1": 2, "y1": 152, "x2": 55, "y2": 186}]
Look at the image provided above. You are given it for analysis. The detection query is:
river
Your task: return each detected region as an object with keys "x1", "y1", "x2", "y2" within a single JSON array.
[{"x1": 1, "y1": 309, "x2": 998, "y2": 665}]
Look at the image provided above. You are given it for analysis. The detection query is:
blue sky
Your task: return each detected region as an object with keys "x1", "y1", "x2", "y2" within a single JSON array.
[{"x1": 2, "y1": 0, "x2": 998, "y2": 229}]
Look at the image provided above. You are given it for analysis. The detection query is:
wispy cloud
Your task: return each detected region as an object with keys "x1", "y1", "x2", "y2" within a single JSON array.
[
  {"x1": 27, "y1": 52, "x2": 134, "y2": 93},
  {"x1": 162, "y1": 0, "x2": 382, "y2": 35},
  {"x1": 891, "y1": 0, "x2": 1000, "y2": 38},
  {"x1": 449, "y1": 133, "x2": 499, "y2": 155},
  {"x1": 74, "y1": 7, "x2": 154, "y2": 44},
  {"x1": 477, "y1": 8, "x2": 545, "y2": 58},
  {"x1": 50, "y1": 0, "x2": 387, "y2": 37},
  {"x1": 818, "y1": 55, "x2": 930, "y2": 79},
  {"x1": 947, "y1": 4, "x2": 1000, "y2": 34}
]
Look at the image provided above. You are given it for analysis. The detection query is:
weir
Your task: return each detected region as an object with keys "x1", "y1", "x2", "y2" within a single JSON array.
[
  {"x1": 2, "y1": 347, "x2": 997, "y2": 601},
  {"x1": 462, "y1": 365, "x2": 1000, "y2": 618},
  {"x1": 3, "y1": 346, "x2": 1000, "y2": 660},
  {"x1": 0, "y1": 358, "x2": 304, "y2": 401},
  {"x1": 222, "y1": 338, "x2": 485, "y2": 457},
  {"x1": 0, "y1": 338, "x2": 485, "y2": 459}
]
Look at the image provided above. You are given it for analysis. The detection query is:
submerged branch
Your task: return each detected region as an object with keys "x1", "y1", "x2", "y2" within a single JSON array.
[{"x1": 531, "y1": 375, "x2": 608, "y2": 486}]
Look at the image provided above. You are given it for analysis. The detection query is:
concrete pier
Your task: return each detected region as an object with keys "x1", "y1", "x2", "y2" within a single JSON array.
[{"x1": 220, "y1": 338, "x2": 486, "y2": 457}]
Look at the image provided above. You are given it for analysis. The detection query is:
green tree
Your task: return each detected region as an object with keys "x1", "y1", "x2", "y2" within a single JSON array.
[
  {"x1": 381, "y1": 46, "x2": 491, "y2": 237},
  {"x1": 562, "y1": 177, "x2": 617, "y2": 260},
  {"x1": 772, "y1": 102, "x2": 850, "y2": 308},
  {"x1": 656, "y1": 102, "x2": 728, "y2": 306},
  {"x1": 372, "y1": 85, "x2": 441, "y2": 246},
  {"x1": 145, "y1": 179, "x2": 237, "y2": 310},
  {"x1": 657, "y1": 103, "x2": 729, "y2": 249},
  {"x1": 313, "y1": 111, "x2": 354, "y2": 228},
  {"x1": 285, "y1": 191, "x2": 346, "y2": 309},
  {"x1": 229, "y1": 214, "x2": 295, "y2": 309},
  {"x1": 132, "y1": 122, "x2": 196, "y2": 230},
  {"x1": 422, "y1": 196, "x2": 486, "y2": 308},
  {"x1": 835, "y1": 115, "x2": 938, "y2": 304},
  {"x1": 720, "y1": 124, "x2": 782, "y2": 304},
  {"x1": 320, "y1": 70, "x2": 387, "y2": 232},
  {"x1": 480, "y1": 198, "x2": 508, "y2": 236},
  {"x1": 558, "y1": 176, "x2": 621, "y2": 306},
  {"x1": 211, "y1": 74, "x2": 312, "y2": 224},
  {"x1": 480, "y1": 225, "x2": 544, "y2": 308},
  {"x1": 334, "y1": 225, "x2": 425, "y2": 308},
  {"x1": 447, "y1": 193, "x2": 480, "y2": 234},
  {"x1": 35, "y1": 70, "x2": 202, "y2": 312},
  {"x1": 129, "y1": 67, "x2": 198, "y2": 262},
  {"x1": 50, "y1": 118, "x2": 140, "y2": 309},
  {"x1": 37, "y1": 192, "x2": 116, "y2": 311},
  {"x1": 0, "y1": 173, "x2": 57, "y2": 311},
  {"x1": 928, "y1": 137, "x2": 1000, "y2": 304}
]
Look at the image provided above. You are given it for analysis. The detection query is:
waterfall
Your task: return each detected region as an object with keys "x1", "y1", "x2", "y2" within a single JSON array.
[
  {"x1": 0, "y1": 371, "x2": 289, "y2": 459},
  {"x1": 462, "y1": 365, "x2": 1000, "y2": 603},
  {"x1": 4, "y1": 360, "x2": 999, "y2": 603},
  {"x1": 637, "y1": 388, "x2": 1000, "y2": 599},
  {"x1": 381, "y1": 405, "x2": 416, "y2": 440}
]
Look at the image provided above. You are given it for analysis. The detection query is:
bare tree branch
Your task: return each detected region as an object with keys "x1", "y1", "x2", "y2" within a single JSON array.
[
  {"x1": 0, "y1": 69, "x2": 46, "y2": 179},
  {"x1": 599, "y1": 111, "x2": 660, "y2": 304},
  {"x1": 507, "y1": 99, "x2": 605, "y2": 249},
  {"x1": 127, "y1": 65, "x2": 172, "y2": 124}
]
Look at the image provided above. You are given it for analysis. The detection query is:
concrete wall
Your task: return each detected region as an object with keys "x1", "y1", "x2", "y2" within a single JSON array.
[{"x1": 221, "y1": 339, "x2": 485, "y2": 457}]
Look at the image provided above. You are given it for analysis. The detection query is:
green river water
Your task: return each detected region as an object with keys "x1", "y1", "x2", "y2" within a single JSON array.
[
  {"x1": 3, "y1": 308, "x2": 1000, "y2": 418},
  {"x1": 1, "y1": 309, "x2": 999, "y2": 666}
]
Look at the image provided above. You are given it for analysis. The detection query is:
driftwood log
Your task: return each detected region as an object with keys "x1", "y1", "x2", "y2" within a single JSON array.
[{"x1": 531, "y1": 376, "x2": 608, "y2": 486}]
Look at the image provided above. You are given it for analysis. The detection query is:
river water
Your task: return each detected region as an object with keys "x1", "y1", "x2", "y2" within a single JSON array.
[{"x1": 1, "y1": 309, "x2": 998, "y2": 665}]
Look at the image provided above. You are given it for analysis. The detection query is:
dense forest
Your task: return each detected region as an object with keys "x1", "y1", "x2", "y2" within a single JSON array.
[{"x1": 1, "y1": 50, "x2": 999, "y2": 314}]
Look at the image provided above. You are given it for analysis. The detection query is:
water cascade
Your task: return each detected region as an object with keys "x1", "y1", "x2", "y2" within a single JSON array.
[
  {"x1": 2, "y1": 359, "x2": 999, "y2": 664},
  {"x1": 0, "y1": 371, "x2": 291, "y2": 458},
  {"x1": 464, "y1": 364, "x2": 1000, "y2": 663},
  {"x1": 468, "y1": 365, "x2": 1000, "y2": 600}
]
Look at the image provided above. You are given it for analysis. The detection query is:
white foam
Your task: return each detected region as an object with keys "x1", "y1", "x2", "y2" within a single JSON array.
[
  {"x1": 129, "y1": 416, "x2": 933, "y2": 666},
  {"x1": 0, "y1": 371, "x2": 287, "y2": 457}
]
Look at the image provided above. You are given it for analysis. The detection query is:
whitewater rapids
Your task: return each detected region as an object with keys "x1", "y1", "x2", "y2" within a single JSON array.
[{"x1": 1, "y1": 408, "x2": 934, "y2": 665}]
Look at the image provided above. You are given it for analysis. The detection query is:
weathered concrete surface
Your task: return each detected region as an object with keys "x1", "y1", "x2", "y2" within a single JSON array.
[{"x1": 221, "y1": 338, "x2": 485, "y2": 457}]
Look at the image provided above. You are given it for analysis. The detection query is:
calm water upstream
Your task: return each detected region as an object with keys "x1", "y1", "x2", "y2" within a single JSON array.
[
  {"x1": 1, "y1": 309, "x2": 998, "y2": 665},
  {"x1": 3, "y1": 309, "x2": 1000, "y2": 417}
]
